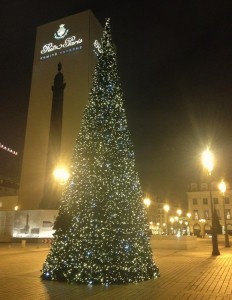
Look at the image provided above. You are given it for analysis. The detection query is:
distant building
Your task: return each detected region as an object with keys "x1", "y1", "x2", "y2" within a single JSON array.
[{"x1": 186, "y1": 182, "x2": 232, "y2": 236}]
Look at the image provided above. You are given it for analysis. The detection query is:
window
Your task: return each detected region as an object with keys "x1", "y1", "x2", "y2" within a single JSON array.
[
  {"x1": 225, "y1": 197, "x2": 230, "y2": 204},
  {"x1": 213, "y1": 198, "x2": 218, "y2": 204},
  {"x1": 193, "y1": 210, "x2": 199, "y2": 220},
  {"x1": 204, "y1": 210, "x2": 209, "y2": 219},
  {"x1": 226, "y1": 209, "x2": 231, "y2": 220},
  {"x1": 203, "y1": 198, "x2": 208, "y2": 205},
  {"x1": 192, "y1": 198, "x2": 198, "y2": 205}
]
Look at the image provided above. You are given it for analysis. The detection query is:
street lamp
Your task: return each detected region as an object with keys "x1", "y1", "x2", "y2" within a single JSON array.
[
  {"x1": 53, "y1": 166, "x2": 70, "y2": 185},
  {"x1": 143, "y1": 197, "x2": 151, "y2": 208},
  {"x1": 199, "y1": 219, "x2": 206, "y2": 238},
  {"x1": 163, "y1": 204, "x2": 170, "y2": 235},
  {"x1": 177, "y1": 209, "x2": 182, "y2": 217},
  {"x1": 201, "y1": 147, "x2": 220, "y2": 255},
  {"x1": 170, "y1": 217, "x2": 175, "y2": 235},
  {"x1": 163, "y1": 204, "x2": 170, "y2": 213},
  {"x1": 186, "y1": 212, "x2": 191, "y2": 219},
  {"x1": 186, "y1": 213, "x2": 192, "y2": 235},
  {"x1": 143, "y1": 197, "x2": 151, "y2": 235},
  {"x1": 218, "y1": 179, "x2": 230, "y2": 247}
]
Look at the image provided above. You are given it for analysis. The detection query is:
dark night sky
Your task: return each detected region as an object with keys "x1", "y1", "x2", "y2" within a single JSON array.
[{"x1": 1, "y1": 0, "x2": 232, "y2": 205}]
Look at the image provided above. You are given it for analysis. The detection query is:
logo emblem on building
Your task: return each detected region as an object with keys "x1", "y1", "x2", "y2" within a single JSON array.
[
  {"x1": 93, "y1": 40, "x2": 103, "y2": 54},
  {"x1": 54, "y1": 24, "x2": 69, "y2": 39}
]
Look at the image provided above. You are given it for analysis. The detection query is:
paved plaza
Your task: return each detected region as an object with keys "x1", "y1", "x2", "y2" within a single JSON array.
[{"x1": 0, "y1": 237, "x2": 231, "y2": 300}]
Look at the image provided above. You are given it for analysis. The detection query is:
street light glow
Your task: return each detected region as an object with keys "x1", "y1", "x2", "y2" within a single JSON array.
[
  {"x1": 202, "y1": 147, "x2": 214, "y2": 175},
  {"x1": 186, "y1": 212, "x2": 191, "y2": 218},
  {"x1": 218, "y1": 179, "x2": 226, "y2": 195},
  {"x1": 163, "y1": 204, "x2": 170, "y2": 212},
  {"x1": 143, "y1": 197, "x2": 151, "y2": 208},
  {"x1": 53, "y1": 166, "x2": 70, "y2": 185},
  {"x1": 170, "y1": 217, "x2": 175, "y2": 223},
  {"x1": 176, "y1": 209, "x2": 182, "y2": 216}
]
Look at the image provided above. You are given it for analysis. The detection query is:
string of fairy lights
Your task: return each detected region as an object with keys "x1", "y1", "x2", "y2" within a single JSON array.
[{"x1": 0, "y1": 142, "x2": 18, "y2": 156}]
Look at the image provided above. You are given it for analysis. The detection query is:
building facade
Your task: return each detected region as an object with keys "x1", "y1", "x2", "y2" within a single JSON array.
[
  {"x1": 187, "y1": 182, "x2": 232, "y2": 237},
  {"x1": 18, "y1": 10, "x2": 103, "y2": 209}
]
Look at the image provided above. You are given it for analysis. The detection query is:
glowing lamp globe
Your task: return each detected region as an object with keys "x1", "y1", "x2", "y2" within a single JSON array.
[{"x1": 53, "y1": 167, "x2": 69, "y2": 185}]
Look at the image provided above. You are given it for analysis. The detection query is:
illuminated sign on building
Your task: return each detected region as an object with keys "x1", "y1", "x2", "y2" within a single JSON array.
[
  {"x1": 40, "y1": 24, "x2": 83, "y2": 60},
  {"x1": 41, "y1": 36, "x2": 83, "y2": 54},
  {"x1": 54, "y1": 24, "x2": 69, "y2": 39},
  {"x1": 93, "y1": 40, "x2": 103, "y2": 55}
]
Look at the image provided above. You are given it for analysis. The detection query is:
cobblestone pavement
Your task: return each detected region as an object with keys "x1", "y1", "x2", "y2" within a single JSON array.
[{"x1": 0, "y1": 237, "x2": 231, "y2": 300}]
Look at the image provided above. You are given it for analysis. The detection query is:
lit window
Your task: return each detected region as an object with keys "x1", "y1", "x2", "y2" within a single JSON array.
[{"x1": 226, "y1": 209, "x2": 231, "y2": 220}]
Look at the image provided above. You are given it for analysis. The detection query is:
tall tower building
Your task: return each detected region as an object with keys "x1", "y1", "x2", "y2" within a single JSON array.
[{"x1": 18, "y1": 10, "x2": 103, "y2": 209}]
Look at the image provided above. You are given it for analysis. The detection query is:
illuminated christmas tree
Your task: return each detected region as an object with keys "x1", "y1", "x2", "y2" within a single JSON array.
[{"x1": 41, "y1": 19, "x2": 160, "y2": 284}]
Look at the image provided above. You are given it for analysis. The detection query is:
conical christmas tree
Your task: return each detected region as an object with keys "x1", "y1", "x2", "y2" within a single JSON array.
[{"x1": 41, "y1": 18, "x2": 160, "y2": 285}]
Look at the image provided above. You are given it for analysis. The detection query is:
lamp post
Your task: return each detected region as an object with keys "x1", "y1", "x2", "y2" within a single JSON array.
[
  {"x1": 199, "y1": 219, "x2": 206, "y2": 238},
  {"x1": 201, "y1": 147, "x2": 220, "y2": 256},
  {"x1": 170, "y1": 217, "x2": 174, "y2": 235},
  {"x1": 163, "y1": 204, "x2": 170, "y2": 235},
  {"x1": 218, "y1": 179, "x2": 230, "y2": 247},
  {"x1": 186, "y1": 213, "x2": 191, "y2": 235},
  {"x1": 143, "y1": 197, "x2": 151, "y2": 235},
  {"x1": 177, "y1": 209, "x2": 182, "y2": 233}
]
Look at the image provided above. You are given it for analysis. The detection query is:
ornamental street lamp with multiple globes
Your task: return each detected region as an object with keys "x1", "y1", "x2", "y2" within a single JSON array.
[{"x1": 201, "y1": 147, "x2": 220, "y2": 256}]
